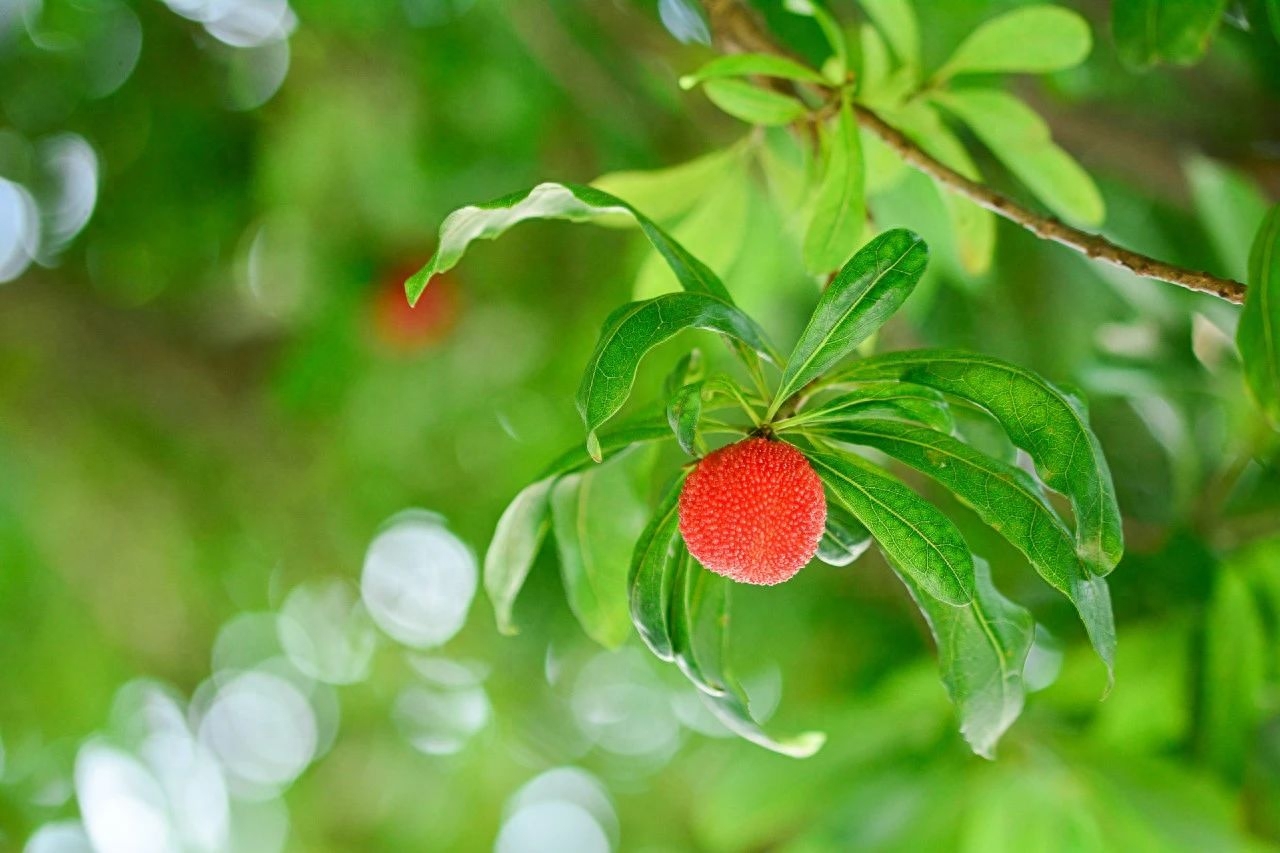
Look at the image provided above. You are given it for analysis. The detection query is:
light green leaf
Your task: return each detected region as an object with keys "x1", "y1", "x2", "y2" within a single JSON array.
[
  {"x1": 774, "y1": 229, "x2": 928, "y2": 414},
  {"x1": 702, "y1": 78, "x2": 810, "y2": 126},
  {"x1": 551, "y1": 459, "x2": 650, "y2": 649},
  {"x1": 406, "y1": 182, "x2": 736, "y2": 305},
  {"x1": 634, "y1": 171, "x2": 750, "y2": 299},
  {"x1": 856, "y1": 0, "x2": 920, "y2": 71},
  {"x1": 539, "y1": 419, "x2": 674, "y2": 480},
  {"x1": 667, "y1": 381, "x2": 705, "y2": 456},
  {"x1": 803, "y1": 97, "x2": 867, "y2": 275},
  {"x1": 1185, "y1": 156, "x2": 1270, "y2": 282},
  {"x1": 894, "y1": 557, "x2": 1034, "y2": 759},
  {"x1": 1113, "y1": 0, "x2": 1227, "y2": 68},
  {"x1": 931, "y1": 89, "x2": 1105, "y2": 227},
  {"x1": 817, "y1": 419, "x2": 1116, "y2": 680},
  {"x1": 680, "y1": 53, "x2": 829, "y2": 89},
  {"x1": 835, "y1": 350, "x2": 1123, "y2": 572},
  {"x1": 786, "y1": 0, "x2": 849, "y2": 80},
  {"x1": 577, "y1": 293, "x2": 778, "y2": 459},
  {"x1": 857, "y1": 23, "x2": 893, "y2": 101},
  {"x1": 791, "y1": 381, "x2": 954, "y2": 433},
  {"x1": 591, "y1": 147, "x2": 740, "y2": 225},
  {"x1": 1237, "y1": 205, "x2": 1280, "y2": 428},
  {"x1": 936, "y1": 5, "x2": 1092, "y2": 80},
  {"x1": 630, "y1": 474, "x2": 686, "y2": 661},
  {"x1": 809, "y1": 448, "x2": 975, "y2": 605},
  {"x1": 484, "y1": 478, "x2": 555, "y2": 636},
  {"x1": 1202, "y1": 567, "x2": 1267, "y2": 778},
  {"x1": 816, "y1": 502, "x2": 873, "y2": 566}
]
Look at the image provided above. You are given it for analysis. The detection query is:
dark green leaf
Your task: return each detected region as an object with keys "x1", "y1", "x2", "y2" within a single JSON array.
[
  {"x1": 630, "y1": 474, "x2": 687, "y2": 661},
  {"x1": 1113, "y1": 0, "x2": 1227, "y2": 68},
  {"x1": 406, "y1": 182, "x2": 735, "y2": 305},
  {"x1": 803, "y1": 97, "x2": 867, "y2": 275},
  {"x1": 792, "y1": 381, "x2": 954, "y2": 433},
  {"x1": 936, "y1": 5, "x2": 1092, "y2": 79},
  {"x1": 816, "y1": 419, "x2": 1116, "y2": 680},
  {"x1": 577, "y1": 292, "x2": 778, "y2": 459},
  {"x1": 1202, "y1": 567, "x2": 1267, "y2": 778},
  {"x1": 773, "y1": 229, "x2": 928, "y2": 415},
  {"x1": 701, "y1": 79, "x2": 810, "y2": 126},
  {"x1": 785, "y1": 0, "x2": 849, "y2": 80},
  {"x1": 1238, "y1": 205, "x2": 1280, "y2": 429},
  {"x1": 663, "y1": 348, "x2": 706, "y2": 397},
  {"x1": 484, "y1": 478, "x2": 554, "y2": 636},
  {"x1": 667, "y1": 381, "x2": 705, "y2": 456},
  {"x1": 1272, "y1": 0, "x2": 1280, "y2": 44},
  {"x1": 680, "y1": 53, "x2": 830, "y2": 89},
  {"x1": 808, "y1": 448, "x2": 975, "y2": 605},
  {"x1": 836, "y1": 350, "x2": 1124, "y2": 573},
  {"x1": 817, "y1": 502, "x2": 873, "y2": 566},
  {"x1": 669, "y1": 548, "x2": 729, "y2": 695},
  {"x1": 894, "y1": 557, "x2": 1034, "y2": 759}
]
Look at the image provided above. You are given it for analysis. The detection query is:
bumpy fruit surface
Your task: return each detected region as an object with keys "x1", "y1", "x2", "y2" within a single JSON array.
[{"x1": 678, "y1": 437, "x2": 826, "y2": 586}]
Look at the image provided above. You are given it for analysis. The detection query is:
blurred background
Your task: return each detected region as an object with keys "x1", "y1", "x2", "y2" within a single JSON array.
[{"x1": 2, "y1": 0, "x2": 1280, "y2": 850}]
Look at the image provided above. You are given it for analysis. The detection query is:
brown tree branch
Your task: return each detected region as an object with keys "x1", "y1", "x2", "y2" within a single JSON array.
[{"x1": 700, "y1": 0, "x2": 1248, "y2": 305}]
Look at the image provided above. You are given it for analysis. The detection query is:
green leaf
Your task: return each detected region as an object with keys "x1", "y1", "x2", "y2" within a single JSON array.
[
  {"x1": 936, "y1": 5, "x2": 1092, "y2": 80},
  {"x1": 816, "y1": 502, "x2": 873, "y2": 566},
  {"x1": 856, "y1": 0, "x2": 920, "y2": 72},
  {"x1": 577, "y1": 292, "x2": 778, "y2": 459},
  {"x1": 663, "y1": 348, "x2": 706, "y2": 398},
  {"x1": 793, "y1": 381, "x2": 954, "y2": 433},
  {"x1": 1201, "y1": 567, "x2": 1267, "y2": 778},
  {"x1": 634, "y1": 171, "x2": 750, "y2": 299},
  {"x1": 808, "y1": 448, "x2": 975, "y2": 605},
  {"x1": 629, "y1": 474, "x2": 686, "y2": 661},
  {"x1": 669, "y1": 548, "x2": 729, "y2": 695},
  {"x1": 484, "y1": 478, "x2": 555, "y2": 636},
  {"x1": 701, "y1": 78, "x2": 810, "y2": 126},
  {"x1": 1237, "y1": 205, "x2": 1280, "y2": 429},
  {"x1": 774, "y1": 229, "x2": 928, "y2": 414},
  {"x1": 803, "y1": 97, "x2": 867, "y2": 275},
  {"x1": 836, "y1": 350, "x2": 1124, "y2": 573},
  {"x1": 931, "y1": 89, "x2": 1105, "y2": 227},
  {"x1": 1113, "y1": 0, "x2": 1227, "y2": 68},
  {"x1": 551, "y1": 459, "x2": 650, "y2": 649},
  {"x1": 591, "y1": 147, "x2": 741, "y2": 225},
  {"x1": 406, "y1": 182, "x2": 736, "y2": 305},
  {"x1": 1185, "y1": 156, "x2": 1270, "y2": 282},
  {"x1": 667, "y1": 381, "x2": 705, "y2": 456},
  {"x1": 539, "y1": 419, "x2": 674, "y2": 480},
  {"x1": 1271, "y1": 0, "x2": 1280, "y2": 44},
  {"x1": 816, "y1": 419, "x2": 1116, "y2": 681},
  {"x1": 680, "y1": 53, "x2": 830, "y2": 89},
  {"x1": 785, "y1": 0, "x2": 849, "y2": 80},
  {"x1": 894, "y1": 557, "x2": 1034, "y2": 759}
]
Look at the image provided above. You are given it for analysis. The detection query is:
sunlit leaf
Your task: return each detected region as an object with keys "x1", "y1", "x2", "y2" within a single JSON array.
[
  {"x1": 775, "y1": 229, "x2": 928, "y2": 413},
  {"x1": 701, "y1": 78, "x2": 810, "y2": 126},
  {"x1": 835, "y1": 350, "x2": 1124, "y2": 573},
  {"x1": 936, "y1": 5, "x2": 1092, "y2": 80},
  {"x1": 630, "y1": 474, "x2": 686, "y2": 661},
  {"x1": 680, "y1": 53, "x2": 829, "y2": 89},
  {"x1": 1113, "y1": 0, "x2": 1227, "y2": 68},
  {"x1": 809, "y1": 448, "x2": 975, "y2": 605},
  {"x1": 803, "y1": 97, "x2": 867, "y2": 275},
  {"x1": 785, "y1": 0, "x2": 849, "y2": 80},
  {"x1": 592, "y1": 146, "x2": 741, "y2": 225},
  {"x1": 1237, "y1": 205, "x2": 1280, "y2": 429},
  {"x1": 793, "y1": 381, "x2": 954, "y2": 433},
  {"x1": 634, "y1": 171, "x2": 750, "y2": 299},
  {"x1": 484, "y1": 479, "x2": 554, "y2": 636},
  {"x1": 577, "y1": 292, "x2": 778, "y2": 459},
  {"x1": 816, "y1": 502, "x2": 873, "y2": 566},
  {"x1": 856, "y1": 0, "x2": 920, "y2": 72},
  {"x1": 931, "y1": 89, "x2": 1105, "y2": 227}
]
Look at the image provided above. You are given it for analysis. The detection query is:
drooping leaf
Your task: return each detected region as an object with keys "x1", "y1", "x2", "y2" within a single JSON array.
[
  {"x1": 680, "y1": 53, "x2": 830, "y2": 89},
  {"x1": 406, "y1": 182, "x2": 736, "y2": 304},
  {"x1": 630, "y1": 474, "x2": 686, "y2": 661},
  {"x1": 792, "y1": 381, "x2": 954, "y2": 433},
  {"x1": 539, "y1": 419, "x2": 674, "y2": 480},
  {"x1": 835, "y1": 350, "x2": 1124, "y2": 573},
  {"x1": 816, "y1": 419, "x2": 1116, "y2": 680},
  {"x1": 1237, "y1": 205, "x2": 1280, "y2": 429},
  {"x1": 936, "y1": 5, "x2": 1092, "y2": 80},
  {"x1": 809, "y1": 448, "x2": 975, "y2": 605},
  {"x1": 550, "y1": 459, "x2": 650, "y2": 649},
  {"x1": 701, "y1": 78, "x2": 810, "y2": 126},
  {"x1": 816, "y1": 502, "x2": 873, "y2": 566},
  {"x1": 803, "y1": 97, "x2": 867, "y2": 275},
  {"x1": 1201, "y1": 567, "x2": 1267, "y2": 779},
  {"x1": 774, "y1": 229, "x2": 928, "y2": 414},
  {"x1": 591, "y1": 146, "x2": 741, "y2": 226},
  {"x1": 931, "y1": 89, "x2": 1104, "y2": 227},
  {"x1": 667, "y1": 381, "x2": 705, "y2": 456},
  {"x1": 670, "y1": 548, "x2": 729, "y2": 695},
  {"x1": 894, "y1": 557, "x2": 1034, "y2": 759},
  {"x1": 577, "y1": 292, "x2": 779, "y2": 460},
  {"x1": 1113, "y1": 0, "x2": 1228, "y2": 68},
  {"x1": 856, "y1": 0, "x2": 920, "y2": 73},
  {"x1": 484, "y1": 478, "x2": 555, "y2": 636},
  {"x1": 1185, "y1": 156, "x2": 1270, "y2": 282}
]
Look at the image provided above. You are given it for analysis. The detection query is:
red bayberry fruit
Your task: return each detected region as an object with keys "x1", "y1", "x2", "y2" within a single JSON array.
[
  {"x1": 370, "y1": 258, "x2": 460, "y2": 353},
  {"x1": 678, "y1": 437, "x2": 827, "y2": 586}
]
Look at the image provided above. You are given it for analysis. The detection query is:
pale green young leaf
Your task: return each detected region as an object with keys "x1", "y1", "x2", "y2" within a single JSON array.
[
  {"x1": 817, "y1": 502, "x2": 873, "y2": 566},
  {"x1": 484, "y1": 478, "x2": 555, "y2": 636},
  {"x1": 857, "y1": 0, "x2": 920, "y2": 71},
  {"x1": 1113, "y1": 0, "x2": 1228, "y2": 68},
  {"x1": 702, "y1": 78, "x2": 810, "y2": 126},
  {"x1": 1201, "y1": 567, "x2": 1267, "y2": 778},
  {"x1": 803, "y1": 98, "x2": 867, "y2": 275},
  {"x1": 776, "y1": 229, "x2": 928, "y2": 413},
  {"x1": 931, "y1": 89, "x2": 1104, "y2": 227},
  {"x1": 895, "y1": 557, "x2": 1034, "y2": 758},
  {"x1": 630, "y1": 474, "x2": 686, "y2": 661},
  {"x1": 793, "y1": 381, "x2": 954, "y2": 433},
  {"x1": 834, "y1": 350, "x2": 1124, "y2": 573},
  {"x1": 634, "y1": 172, "x2": 750, "y2": 299},
  {"x1": 1238, "y1": 205, "x2": 1280, "y2": 429},
  {"x1": 591, "y1": 146, "x2": 740, "y2": 225},
  {"x1": 816, "y1": 419, "x2": 1116, "y2": 681},
  {"x1": 809, "y1": 448, "x2": 975, "y2": 605},
  {"x1": 680, "y1": 53, "x2": 829, "y2": 89},
  {"x1": 1185, "y1": 156, "x2": 1269, "y2": 282},
  {"x1": 936, "y1": 5, "x2": 1092, "y2": 80}
]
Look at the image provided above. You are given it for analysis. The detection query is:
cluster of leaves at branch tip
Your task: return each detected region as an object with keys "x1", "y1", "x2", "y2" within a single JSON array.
[{"x1": 407, "y1": 161, "x2": 1122, "y2": 758}]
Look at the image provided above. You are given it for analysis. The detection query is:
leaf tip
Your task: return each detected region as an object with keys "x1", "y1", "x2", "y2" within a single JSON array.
[
  {"x1": 586, "y1": 431, "x2": 603, "y2": 463},
  {"x1": 404, "y1": 262, "x2": 435, "y2": 307},
  {"x1": 677, "y1": 74, "x2": 697, "y2": 90}
]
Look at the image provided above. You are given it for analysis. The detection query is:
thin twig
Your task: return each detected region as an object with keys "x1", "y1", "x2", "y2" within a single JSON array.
[{"x1": 700, "y1": 0, "x2": 1248, "y2": 305}]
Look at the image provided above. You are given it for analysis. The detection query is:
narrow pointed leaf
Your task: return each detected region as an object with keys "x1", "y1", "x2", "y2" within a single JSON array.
[
  {"x1": 817, "y1": 502, "x2": 873, "y2": 567},
  {"x1": 857, "y1": 0, "x2": 920, "y2": 72},
  {"x1": 1238, "y1": 205, "x2": 1280, "y2": 429},
  {"x1": 774, "y1": 229, "x2": 928, "y2": 413},
  {"x1": 539, "y1": 419, "x2": 673, "y2": 480},
  {"x1": 667, "y1": 381, "x2": 705, "y2": 456},
  {"x1": 701, "y1": 78, "x2": 809, "y2": 126},
  {"x1": 809, "y1": 449, "x2": 974, "y2": 605},
  {"x1": 803, "y1": 97, "x2": 867, "y2": 275},
  {"x1": 630, "y1": 474, "x2": 687, "y2": 661},
  {"x1": 680, "y1": 53, "x2": 829, "y2": 89},
  {"x1": 936, "y1": 5, "x2": 1092, "y2": 80},
  {"x1": 670, "y1": 548, "x2": 729, "y2": 695},
  {"x1": 785, "y1": 0, "x2": 848, "y2": 79},
  {"x1": 794, "y1": 381, "x2": 953, "y2": 432},
  {"x1": 592, "y1": 147, "x2": 740, "y2": 226},
  {"x1": 894, "y1": 557, "x2": 1034, "y2": 759},
  {"x1": 485, "y1": 478, "x2": 555, "y2": 635},
  {"x1": 406, "y1": 182, "x2": 735, "y2": 305},
  {"x1": 816, "y1": 419, "x2": 1116, "y2": 680},
  {"x1": 578, "y1": 292, "x2": 778, "y2": 458},
  {"x1": 836, "y1": 350, "x2": 1123, "y2": 573},
  {"x1": 1113, "y1": 0, "x2": 1227, "y2": 68}
]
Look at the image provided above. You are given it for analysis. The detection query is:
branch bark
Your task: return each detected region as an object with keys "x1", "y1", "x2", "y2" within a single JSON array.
[{"x1": 701, "y1": 0, "x2": 1248, "y2": 305}]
